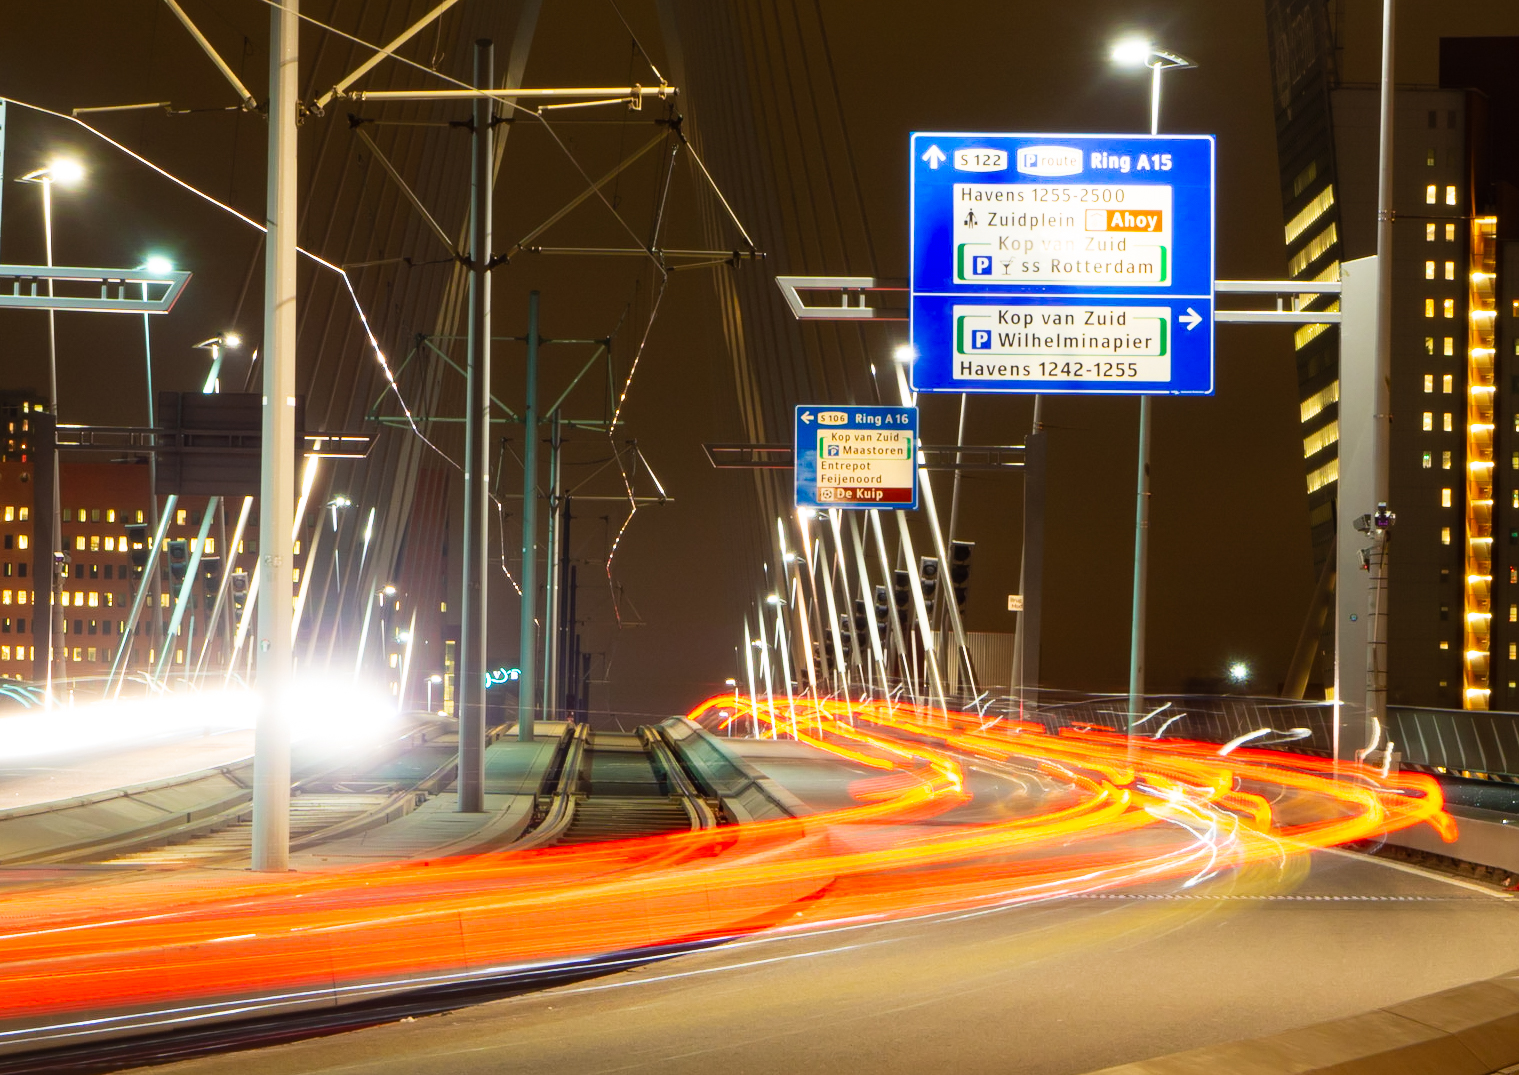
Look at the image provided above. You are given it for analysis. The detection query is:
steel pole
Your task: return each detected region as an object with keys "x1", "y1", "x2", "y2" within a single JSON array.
[
  {"x1": 1127, "y1": 62, "x2": 1164, "y2": 735},
  {"x1": 41, "y1": 178, "x2": 63, "y2": 705},
  {"x1": 517, "y1": 291, "x2": 540, "y2": 741},
  {"x1": 458, "y1": 39, "x2": 494, "y2": 810},
  {"x1": 1367, "y1": 0, "x2": 1395, "y2": 724},
  {"x1": 252, "y1": 0, "x2": 299, "y2": 873},
  {"x1": 543, "y1": 411, "x2": 562, "y2": 718}
]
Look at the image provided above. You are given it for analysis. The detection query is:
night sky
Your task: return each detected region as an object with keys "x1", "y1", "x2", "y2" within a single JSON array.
[{"x1": 2, "y1": 1, "x2": 1517, "y2": 718}]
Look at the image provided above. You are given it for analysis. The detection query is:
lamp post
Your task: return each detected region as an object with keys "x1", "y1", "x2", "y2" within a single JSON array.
[
  {"x1": 16, "y1": 158, "x2": 84, "y2": 707},
  {"x1": 427, "y1": 673, "x2": 443, "y2": 714},
  {"x1": 1110, "y1": 38, "x2": 1196, "y2": 736},
  {"x1": 192, "y1": 332, "x2": 242, "y2": 394}
]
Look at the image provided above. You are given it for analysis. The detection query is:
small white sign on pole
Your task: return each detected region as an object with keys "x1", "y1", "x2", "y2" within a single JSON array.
[{"x1": 1007, "y1": 594, "x2": 1023, "y2": 612}]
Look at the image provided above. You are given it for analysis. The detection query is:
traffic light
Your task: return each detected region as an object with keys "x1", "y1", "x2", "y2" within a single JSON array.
[
  {"x1": 853, "y1": 597, "x2": 869, "y2": 637},
  {"x1": 167, "y1": 539, "x2": 189, "y2": 583},
  {"x1": 918, "y1": 556, "x2": 940, "y2": 618},
  {"x1": 230, "y1": 570, "x2": 250, "y2": 612},
  {"x1": 950, "y1": 540, "x2": 974, "y2": 608},
  {"x1": 838, "y1": 614, "x2": 854, "y2": 660},
  {"x1": 873, "y1": 585, "x2": 890, "y2": 634},
  {"x1": 892, "y1": 569, "x2": 912, "y2": 626},
  {"x1": 200, "y1": 555, "x2": 222, "y2": 587},
  {"x1": 125, "y1": 524, "x2": 149, "y2": 579}
]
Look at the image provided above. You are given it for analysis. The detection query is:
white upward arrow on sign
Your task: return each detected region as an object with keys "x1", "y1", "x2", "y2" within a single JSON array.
[{"x1": 921, "y1": 145, "x2": 946, "y2": 170}]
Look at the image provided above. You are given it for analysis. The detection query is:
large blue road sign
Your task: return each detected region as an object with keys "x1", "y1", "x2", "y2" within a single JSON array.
[
  {"x1": 910, "y1": 132, "x2": 1215, "y2": 395},
  {"x1": 794, "y1": 405, "x2": 918, "y2": 511}
]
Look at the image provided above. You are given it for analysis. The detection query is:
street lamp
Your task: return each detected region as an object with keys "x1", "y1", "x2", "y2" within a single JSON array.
[
  {"x1": 192, "y1": 332, "x2": 242, "y2": 394},
  {"x1": 17, "y1": 158, "x2": 84, "y2": 707},
  {"x1": 1110, "y1": 38, "x2": 1197, "y2": 735}
]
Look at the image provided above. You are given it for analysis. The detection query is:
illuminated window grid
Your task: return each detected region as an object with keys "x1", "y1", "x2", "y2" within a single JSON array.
[{"x1": 1464, "y1": 215, "x2": 1499, "y2": 710}]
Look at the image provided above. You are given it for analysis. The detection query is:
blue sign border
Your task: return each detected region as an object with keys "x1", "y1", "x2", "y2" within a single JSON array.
[
  {"x1": 794, "y1": 405, "x2": 919, "y2": 511},
  {"x1": 908, "y1": 131, "x2": 1216, "y2": 396}
]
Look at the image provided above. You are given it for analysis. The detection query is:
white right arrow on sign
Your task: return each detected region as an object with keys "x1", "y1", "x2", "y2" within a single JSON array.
[{"x1": 1180, "y1": 307, "x2": 1203, "y2": 331}]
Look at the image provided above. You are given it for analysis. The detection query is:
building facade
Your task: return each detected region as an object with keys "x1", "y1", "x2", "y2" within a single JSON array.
[{"x1": 1266, "y1": 4, "x2": 1517, "y2": 709}]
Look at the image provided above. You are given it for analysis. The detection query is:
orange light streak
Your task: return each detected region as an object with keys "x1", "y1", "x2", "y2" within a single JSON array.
[{"x1": 0, "y1": 694, "x2": 1451, "y2": 1050}]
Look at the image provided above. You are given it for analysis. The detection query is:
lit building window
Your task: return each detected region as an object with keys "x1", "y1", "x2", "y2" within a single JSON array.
[
  {"x1": 1426, "y1": 261, "x2": 1436, "y2": 280},
  {"x1": 1, "y1": 508, "x2": 10, "y2": 523},
  {"x1": 1426, "y1": 337, "x2": 1435, "y2": 355},
  {"x1": 1442, "y1": 488, "x2": 1452, "y2": 508},
  {"x1": 1513, "y1": 490, "x2": 1518, "y2": 508},
  {"x1": 134, "y1": 510, "x2": 144, "y2": 524},
  {"x1": 1425, "y1": 298, "x2": 1436, "y2": 318},
  {"x1": 1442, "y1": 527, "x2": 1452, "y2": 545},
  {"x1": 1443, "y1": 374, "x2": 1454, "y2": 393},
  {"x1": 1444, "y1": 298, "x2": 1455, "y2": 318},
  {"x1": 1447, "y1": 223, "x2": 1457, "y2": 241},
  {"x1": 1303, "y1": 420, "x2": 1339, "y2": 458},
  {"x1": 17, "y1": 508, "x2": 26, "y2": 522},
  {"x1": 1, "y1": 592, "x2": 9, "y2": 606},
  {"x1": 104, "y1": 537, "x2": 114, "y2": 552},
  {"x1": 1441, "y1": 640, "x2": 1451, "y2": 650},
  {"x1": 1446, "y1": 185, "x2": 1458, "y2": 206},
  {"x1": 106, "y1": 509, "x2": 115, "y2": 523},
  {"x1": 1289, "y1": 223, "x2": 1338, "y2": 276},
  {"x1": 205, "y1": 538, "x2": 215, "y2": 555},
  {"x1": 1509, "y1": 606, "x2": 1516, "y2": 623},
  {"x1": 1423, "y1": 412, "x2": 1434, "y2": 431},
  {"x1": 175, "y1": 509, "x2": 187, "y2": 525},
  {"x1": 1445, "y1": 261, "x2": 1455, "y2": 280},
  {"x1": 1301, "y1": 382, "x2": 1340, "y2": 423},
  {"x1": 160, "y1": 593, "x2": 170, "y2": 608},
  {"x1": 87, "y1": 592, "x2": 98, "y2": 608},
  {"x1": 1423, "y1": 452, "x2": 1433, "y2": 469},
  {"x1": 1512, "y1": 642, "x2": 1517, "y2": 659},
  {"x1": 1446, "y1": 338, "x2": 1455, "y2": 356},
  {"x1": 74, "y1": 536, "x2": 84, "y2": 551},
  {"x1": 89, "y1": 535, "x2": 99, "y2": 552},
  {"x1": 1426, "y1": 184, "x2": 1438, "y2": 204},
  {"x1": 1427, "y1": 222, "x2": 1437, "y2": 241},
  {"x1": 1285, "y1": 186, "x2": 1336, "y2": 244},
  {"x1": 1306, "y1": 458, "x2": 1339, "y2": 494},
  {"x1": 1425, "y1": 374, "x2": 1435, "y2": 393},
  {"x1": 1445, "y1": 413, "x2": 1454, "y2": 432},
  {"x1": 15, "y1": 537, "x2": 24, "y2": 551}
]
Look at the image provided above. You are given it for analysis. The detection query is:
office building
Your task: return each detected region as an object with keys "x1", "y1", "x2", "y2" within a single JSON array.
[{"x1": 1265, "y1": 4, "x2": 1516, "y2": 709}]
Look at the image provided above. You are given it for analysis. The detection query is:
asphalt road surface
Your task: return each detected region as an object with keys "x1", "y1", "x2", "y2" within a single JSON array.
[{"x1": 127, "y1": 846, "x2": 1519, "y2": 1075}]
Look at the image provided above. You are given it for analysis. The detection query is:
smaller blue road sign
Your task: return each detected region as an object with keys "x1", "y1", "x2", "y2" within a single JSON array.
[{"x1": 794, "y1": 405, "x2": 919, "y2": 511}]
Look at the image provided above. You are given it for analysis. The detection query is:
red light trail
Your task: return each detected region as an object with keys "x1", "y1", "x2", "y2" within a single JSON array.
[{"x1": 0, "y1": 695, "x2": 1451, "y2": 1051}]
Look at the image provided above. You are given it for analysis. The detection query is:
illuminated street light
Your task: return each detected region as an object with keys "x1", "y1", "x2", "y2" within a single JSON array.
[
  {"x1": 893, "y1": 344, "x2": 916, "y2": 364},
  {"x1": 766, "y1": 593, "x2": 785, "y2": 606},
  {"x1": 1111, "y1": 35, "x2": 1196, "y2": 737},
  {"x1": 16, "y1": 157, "x2": 86, "y2": 708},
  {"x1": 1228, "y1": 661, "x2": 1250, "y2": 684},
  {"x1": 192, "y1": 331, "x2": 242, "y2": 394}
]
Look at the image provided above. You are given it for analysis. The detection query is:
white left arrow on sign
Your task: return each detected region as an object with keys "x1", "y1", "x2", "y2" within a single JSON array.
[
  {"x1": 921, "y1": 145, "x2": 946, "y2": 170},
  {"x1": 800, "y1": 411, "x2": 814, "y2": 423}
]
